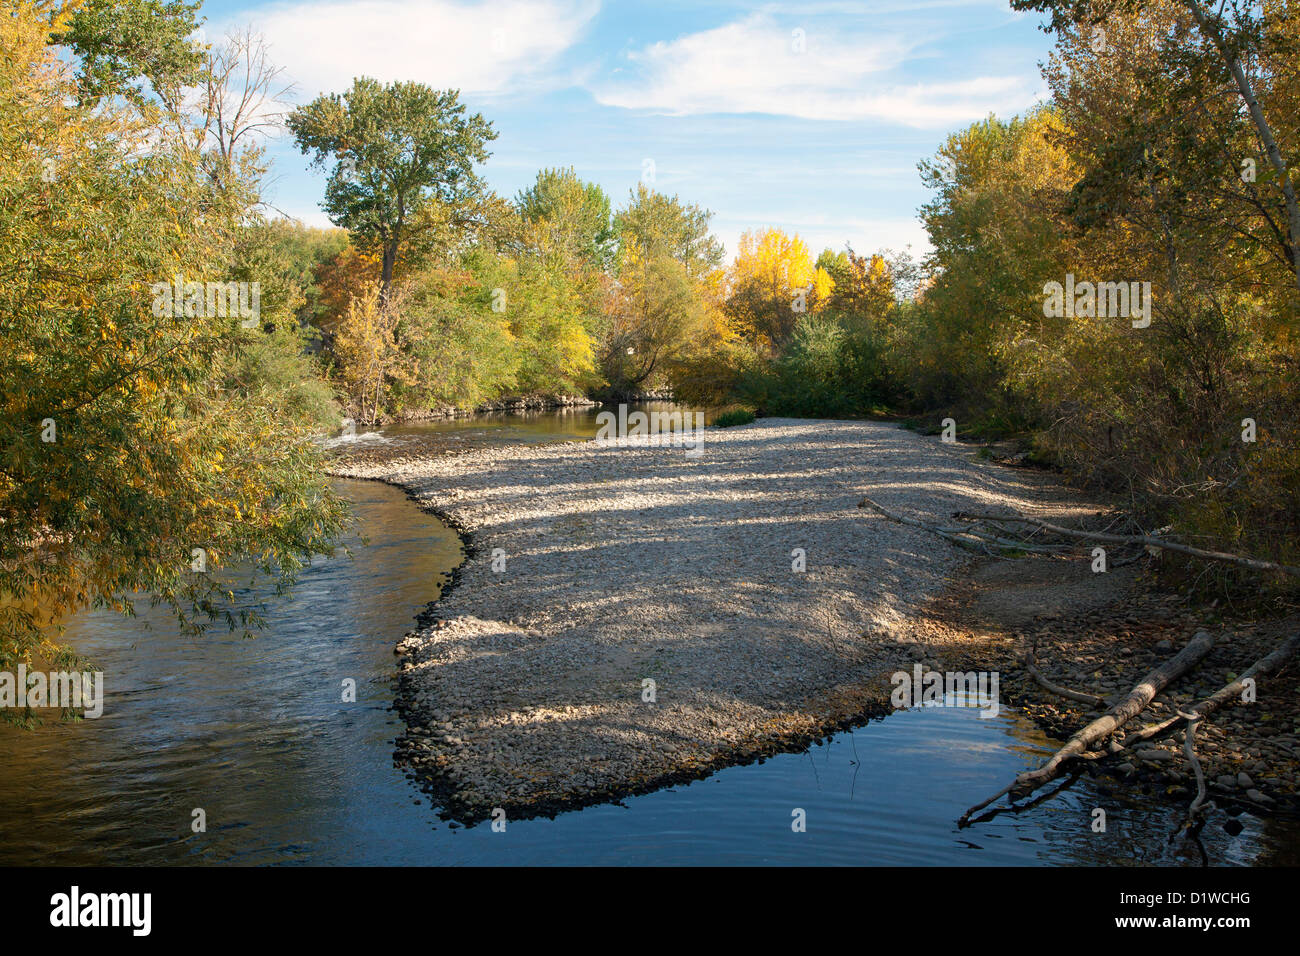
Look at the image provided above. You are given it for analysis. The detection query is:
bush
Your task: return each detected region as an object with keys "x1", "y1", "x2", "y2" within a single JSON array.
[
  {"x1": 728, "y1": 312, "x2": 901, "y2": 419},
  {"x1": 713, "y1": 408, "x2": 756, "y2": 428}
]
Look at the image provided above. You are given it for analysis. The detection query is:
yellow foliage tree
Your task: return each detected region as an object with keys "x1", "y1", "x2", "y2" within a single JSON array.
[
  {"x1": 332, "y1": 283, "x2": 414, "y2": 423},
  {"x1": 723, "y1": 228, "x2": 833, "y2": 351},
  {"x1": 0, "y1": 0, "x2": 348, "y2": 684}
]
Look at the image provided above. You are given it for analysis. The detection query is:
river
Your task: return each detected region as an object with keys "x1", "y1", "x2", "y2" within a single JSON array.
[{"x1": 0, "y1": 405, "x2": 1291, "y2": 865}]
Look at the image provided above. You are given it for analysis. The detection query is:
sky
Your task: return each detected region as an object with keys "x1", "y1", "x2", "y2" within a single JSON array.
[{"x1": 197, "y1": 0, "x2": 1057, "y2": 262}]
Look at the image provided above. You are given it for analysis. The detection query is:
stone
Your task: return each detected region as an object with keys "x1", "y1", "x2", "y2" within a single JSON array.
[{"x1": 1137, "y1": 749, "x2": 1176, "y2": 763}]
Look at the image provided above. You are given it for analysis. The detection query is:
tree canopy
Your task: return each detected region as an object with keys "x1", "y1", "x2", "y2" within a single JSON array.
[{"x1": 287, "y1": 79, "x2": 497, "y2": 300}]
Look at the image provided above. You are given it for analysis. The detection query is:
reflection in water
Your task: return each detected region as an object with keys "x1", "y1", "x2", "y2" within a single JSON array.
[
  {"x1": 340, "y1": 401, "x2": 715, "y2": 459},
  {"x1": 0, "y1": 479, "x2": 463, "y2": 865},
  {"x1": 0, "y1": 407, "x2": 1292, "y2": 864}
]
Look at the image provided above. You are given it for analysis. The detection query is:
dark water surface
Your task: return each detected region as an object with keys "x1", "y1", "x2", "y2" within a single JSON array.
[{"x1": 1, "y1": 407, "x2": 1292, "y2": 865}]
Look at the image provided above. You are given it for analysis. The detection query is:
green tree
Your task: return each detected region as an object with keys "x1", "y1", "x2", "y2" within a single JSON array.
[
  {"x1": 0, "y1": 0, "x2": 347, "y2": 687},
  {"x1": 596, "y1": 185, "x2": 724, "y2": 396},
  {"x1": 614, "y1": 183, "x2": 724, "y2": 278},
  {"x1": 55, "y1": 0, "x2": 205, "y2": 108},
  {"x1": 287, "y1": 78, "x2": 497, "y2": 301},
  {"x1": 1012, "y1": 0, "x2": 1300, "y2": 294},
  {"x1": 515, "y1": 167, "x2": 615, "y2": 271}
]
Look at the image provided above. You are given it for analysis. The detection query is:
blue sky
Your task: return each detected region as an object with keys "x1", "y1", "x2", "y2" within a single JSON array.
[{"x1": 197, "y1": 0, "x2": 1056, "y2": 261}]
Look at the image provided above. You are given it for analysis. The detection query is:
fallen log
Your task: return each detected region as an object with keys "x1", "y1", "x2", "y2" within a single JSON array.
[
  {"x1": 960, "y1": 631, "x2": 1216, "y2": 825},
  {"x1": 858, "y1": 497, "x2": 1065, "y2": 554},
  {"x1": 1118, "y1": 632, "x2": 1300, "y2": 750},
  {"x1": 1025, "y1": 661, "x2": 1107, "y2": 709},
  {"x1": 951, "y1": 509, "x2": 1300, "y2": 578},
  {"x1": 858, "y1": 497, "x2": 984, "y2": 552}
]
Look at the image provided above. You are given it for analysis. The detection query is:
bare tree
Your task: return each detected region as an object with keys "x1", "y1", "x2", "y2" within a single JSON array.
[{"x1": 199, "y1": 26, "x2": 296, "y2": 196}]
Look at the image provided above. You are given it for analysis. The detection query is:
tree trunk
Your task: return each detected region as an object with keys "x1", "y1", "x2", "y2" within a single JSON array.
[
  {"x1": 1184, "y1": 0, "x2": 1300, "y2": 289},
  {"x1": 960, "y1": 631, "x2": 1216, "y2": 823},
  {"x1": 1119, "y1": 632, "x2": 1300, "y2": 749},
  {"x1": 380, "y1": 242, "x2": 397, "y2": 304}
]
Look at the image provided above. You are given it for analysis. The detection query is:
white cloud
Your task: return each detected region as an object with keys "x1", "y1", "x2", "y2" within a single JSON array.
[
  {"x1": 244, "y1": 0, "x2": 600, "y2": 99},
  {"x1": 592, "y1": 14, "x2": 1041, "y2": 127},
  {"x1": 273, "y1": 208, "x2": 339, "y2": 230}
]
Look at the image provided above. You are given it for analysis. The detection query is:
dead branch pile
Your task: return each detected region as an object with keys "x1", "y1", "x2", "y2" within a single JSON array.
[{"x1": 857, "y1": 496, "x2": 1300, "y2": 836}]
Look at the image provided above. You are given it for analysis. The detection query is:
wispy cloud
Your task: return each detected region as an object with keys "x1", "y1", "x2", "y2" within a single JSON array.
[
  {"x1": 590, "y1": 13, "x2": 1041, "y2": 126},
  {"x1": 244, "y1": 0, "x2": 600, "y2": 99}
]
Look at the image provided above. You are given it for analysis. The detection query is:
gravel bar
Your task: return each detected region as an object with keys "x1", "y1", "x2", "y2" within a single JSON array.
[{"x1": 331, "y1": 418, "x2": 1099, "y2": 823}]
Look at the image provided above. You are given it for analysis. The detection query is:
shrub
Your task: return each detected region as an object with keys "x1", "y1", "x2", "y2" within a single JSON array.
[{"x1": 713, "y1": 408, "x2": 756, "y2": 428}]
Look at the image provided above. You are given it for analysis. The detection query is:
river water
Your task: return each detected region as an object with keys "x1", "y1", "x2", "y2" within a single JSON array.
[{"x1": 0, "y1": 406, "x2": 1291, "y2": 865}]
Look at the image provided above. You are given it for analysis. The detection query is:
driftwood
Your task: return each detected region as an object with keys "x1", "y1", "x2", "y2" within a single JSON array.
[
  {"x1": 1022, "y1": 635, "x2": 1107, "y2": 708},
  {"x1": 1172, "y1": 713, "x2": 1210, "y2": 841},
  {"x1": 858, "y1": 497, "x2": 1300, "y2": 831},
  {"x1": 951, "y1": 509, "x2": 1300, "y2": 578},
  {"x1": 858, "y1": 496, "x2": 985, "y2": 552},
  {"x1": 960, "y1": 632, "x2": 1216, "y2": 825},
  {"x1": 864, "y1": 497, "x2": 1298, "y2": 576},
  {"x1": 1025, "y1": 661, "x2": 1107, "y2": 708},
  {"x1": 1122, "y1": 634, "x2": 1300, "y2": 842},
  {"x1": 1117, "y1": 633, "x2": 1300, "y2": 750},
  {"x1": 857, "y1": 497, "x2": 1066, "y2": 555}
]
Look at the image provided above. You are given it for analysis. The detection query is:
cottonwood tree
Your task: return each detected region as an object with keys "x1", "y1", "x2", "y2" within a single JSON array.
[
  {"x1": 723, "y1": 228, "x2": 833, "y2": 350},
  {"x1": 614, "y1": 183, "x2": 724, "y2": 279},
  {"x1": 600, "y1": 185, "x2": 724, "y2": 396},
  {"x1": 515, "y1": 167, "x2": 616, "y2": 272},
  {"x1": 817, "y1": 248, "x2": 896, "y2": 326},
  {"x1": 54, "y1": 0, "x2": 205, "y2": 109},
  {"x1": 288, "y1": 79, "x2": 497, "y2": 301}
]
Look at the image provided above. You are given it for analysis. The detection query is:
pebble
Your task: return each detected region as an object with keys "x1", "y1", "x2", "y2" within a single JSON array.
[
  {"x1": 1137, "y1": 749, "x2": 1176, "y2": 763},
  {"x1": 332, "y1": 420, "x2": 1300, "y2": 822},
  {"x1": 331, "y1": 419, "x2": 1106, "y2": 818}
]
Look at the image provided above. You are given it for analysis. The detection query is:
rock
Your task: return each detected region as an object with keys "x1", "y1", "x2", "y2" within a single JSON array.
[
  {"x1": 1154, "y1": 639, "x2": 1173, "y2": 652},
  {"x1": 1245, "y1": 788, "x2": 1273, "y2": 804},
  {"x1": 1215, "y1": 774, "x2": 1237, "y2": 789},
  {"x1": 337, "y1": 419, "x2": 1172, "y2": 820},
  {"x1": 1136, "y1": 749, "x2": 1176, "y2": 763},
  {"x1": 1237, "y1": 772, "x2": 1254, "y2": 788}
]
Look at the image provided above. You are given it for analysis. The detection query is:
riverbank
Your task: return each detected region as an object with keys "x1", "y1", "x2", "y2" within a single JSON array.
[
  {"x1": 331, "y1": 417, "x2": 1135, "y2": 823},
  {"x1": 922, "y1": 555, "x2": 1300, "y2": 813},
  {"x1": 388, "y1": 393, "x2": 598, "y2": 423}
]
